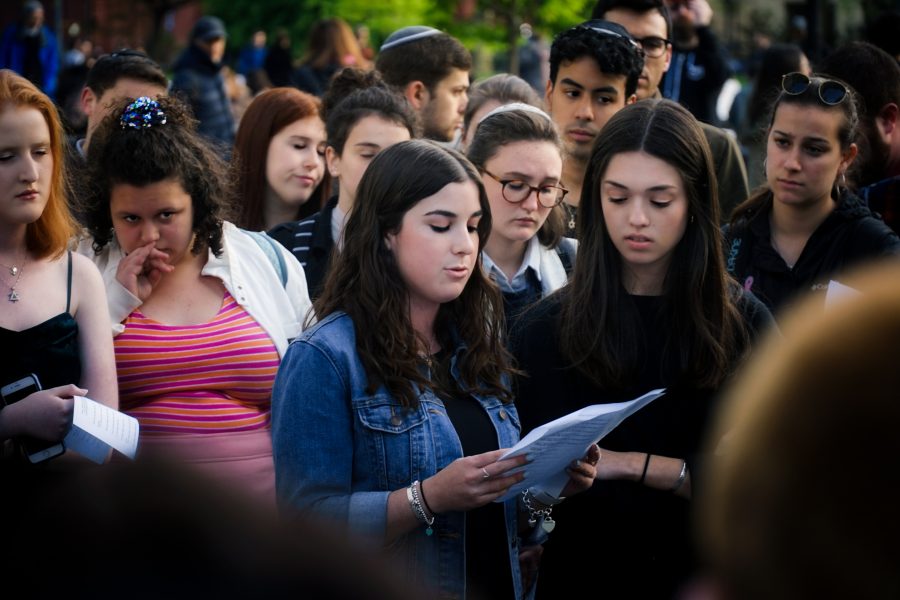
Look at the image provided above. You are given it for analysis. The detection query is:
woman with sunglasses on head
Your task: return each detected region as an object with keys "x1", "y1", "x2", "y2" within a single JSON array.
[
  {"x1": 80, "y1": 96, "x2": 312, "y2": 506},
  {"x1": 466, "y1": 103, "x2": 576, "y2": 331},
  {"x1": 724, "y1": 72, "x2": 900, "y2": 321},
  {"x1": 511, "y1": 99, "x2": 774, "y2": 598},
  {"x1": 271, "y1": 139, "x2": 599, "y2": 600}
]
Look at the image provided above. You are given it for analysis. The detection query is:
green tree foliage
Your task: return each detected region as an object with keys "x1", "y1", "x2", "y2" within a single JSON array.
[{"x1": 203, "y1": 0, "x2": 592, "y2": 71}]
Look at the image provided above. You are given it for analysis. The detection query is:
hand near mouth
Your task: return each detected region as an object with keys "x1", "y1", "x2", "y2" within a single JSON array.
[{"x1": 116, "y1": 242, "x2": 174, "y2": 301}]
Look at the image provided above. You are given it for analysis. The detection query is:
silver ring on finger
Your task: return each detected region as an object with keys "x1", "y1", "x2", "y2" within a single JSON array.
[{"x1": 481, "y1": 467, "x2": 491, "y2": 480}]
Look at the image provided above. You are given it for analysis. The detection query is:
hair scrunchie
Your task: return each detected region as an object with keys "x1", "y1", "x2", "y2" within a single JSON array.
[{"x1": 120, "y1": 96, "x2": 167, "y2": 130}]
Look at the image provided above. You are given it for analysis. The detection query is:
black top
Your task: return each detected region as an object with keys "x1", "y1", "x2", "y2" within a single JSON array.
[
  {"x1": 432, "y1": 350, "x2": 514, "y2": 600},
  {"x1": 724, "y1": 190, "x2": 900, "y2": 319},
  {"x1": 0, "y1": 252, "x2": 79, "y2": 393},
  {"x1": 268, "y1": 196, "x2": 338, "y2": 301},
  {"x1": 510, "y1": 289, "x2": 773, "y2": 599}
]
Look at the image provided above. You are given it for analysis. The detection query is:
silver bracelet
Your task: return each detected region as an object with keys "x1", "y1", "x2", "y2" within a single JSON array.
[
  {"x1": 408, "y1": 480, "x2": 435, "y2": 536},
  {"x1": 522, "y1": 488, "x2": 556, "y2": 533},
  {"x1": 670, "y1": 460, "x2": 688, "y2": 492},
  {"x1": 530, "y1": 488, "x2": 565, "y2": 506}
]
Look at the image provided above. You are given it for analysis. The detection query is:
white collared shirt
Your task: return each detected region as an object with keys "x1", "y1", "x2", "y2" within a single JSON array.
[{"x1": 482, "y1": 237, "x2": 543, "y2": 293}]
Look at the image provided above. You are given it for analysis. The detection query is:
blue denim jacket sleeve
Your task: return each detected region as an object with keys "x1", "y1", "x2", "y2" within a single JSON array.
[{"x1": 271, "y1": 334, "x2": 391, "y2": 539}]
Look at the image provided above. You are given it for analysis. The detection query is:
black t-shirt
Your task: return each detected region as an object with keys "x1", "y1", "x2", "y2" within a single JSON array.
[
  {"x1": 432, "y1": 350, "x2": 515, "y2": 600},
  {"x1": 510, "y1": 290, "x2": 773, "y2": 599}
]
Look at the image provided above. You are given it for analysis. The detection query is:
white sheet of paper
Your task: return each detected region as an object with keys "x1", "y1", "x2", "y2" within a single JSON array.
[
  {"x1": 63, "y1": 396, "x2": 140, "y2": 464},
  {"x1": 494, "y1": 388, "x2": 665, "y2": 502},
  {"x1": 825, "y1": 279, "x2": 860, "y2": 308}
]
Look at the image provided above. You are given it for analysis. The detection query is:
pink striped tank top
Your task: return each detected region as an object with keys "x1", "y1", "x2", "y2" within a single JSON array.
[{"x1": 115, "y1": 291, "x2": 280, "y2": 435}]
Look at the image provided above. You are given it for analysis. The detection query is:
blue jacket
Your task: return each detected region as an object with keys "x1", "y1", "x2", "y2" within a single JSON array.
[
  {"x1": 170, "y1": 44, "x2": 234, "y2": 152},
  {"x1": 271, "y1": 311, "x2": 529, "y2": 599},
  {"x1": 0, "y1": 24, "x2": 59, "y2": 97}
]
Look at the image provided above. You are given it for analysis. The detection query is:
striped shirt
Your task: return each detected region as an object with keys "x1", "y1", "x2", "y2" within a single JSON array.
[{"x1": 115, "y1": 291, "x2": 280, "y2": 435}]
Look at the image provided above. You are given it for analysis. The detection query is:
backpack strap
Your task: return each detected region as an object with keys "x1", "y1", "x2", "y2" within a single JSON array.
[
  {"x1": 555, "y1": 238, "x2": 577, "y2": 275},
  {"x1": 245, "y1": 230, "x2": 288, "y2": 288}
]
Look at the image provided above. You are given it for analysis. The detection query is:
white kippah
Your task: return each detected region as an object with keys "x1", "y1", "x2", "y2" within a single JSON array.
[
  {"x1": 380, "y1": 26, "x2": 442, "y2": 51},
  {"x1": 478, "y1": 102, "x2": 553, "y2": 125}
]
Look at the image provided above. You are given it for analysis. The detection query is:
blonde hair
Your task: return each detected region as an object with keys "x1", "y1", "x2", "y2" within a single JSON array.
[{"x1": 0, "y1": 69, "x2": 76, "y2": 258}]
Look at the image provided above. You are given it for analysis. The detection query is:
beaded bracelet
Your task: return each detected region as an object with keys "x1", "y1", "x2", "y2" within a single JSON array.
[
  {"x1": 407, "y1": 480, "x2": 434, "y2": 536},
  {"x1": 522, "y1": 488, "x2": 556, "y2": 533}
]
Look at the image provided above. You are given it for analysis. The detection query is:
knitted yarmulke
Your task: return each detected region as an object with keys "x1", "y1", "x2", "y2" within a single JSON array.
[{"x1": 379, "y1": 26, "x2": 442, "y2": 51}]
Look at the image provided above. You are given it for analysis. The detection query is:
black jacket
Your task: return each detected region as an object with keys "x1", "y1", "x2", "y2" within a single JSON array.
[
  {"x1": 170, "y1": 45, "x2": 234, "y2": 151},
  {"x1": 723, "y1": 190, "x2": 900, "y2": 318}
]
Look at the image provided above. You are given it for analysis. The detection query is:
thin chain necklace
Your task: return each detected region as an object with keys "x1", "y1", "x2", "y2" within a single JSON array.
[
  {"x1": 0, "y1": 255, "x2": 23, "y2": 277},
  {"x1": 0, "y1": 267, "x2": 24, "y2": 302},
  {"x1": 0, "y1": 253, "x2": 27, "y2": 302},
  {"x1": 562, "y1": 202, "x2": 577, "y2": 232}
]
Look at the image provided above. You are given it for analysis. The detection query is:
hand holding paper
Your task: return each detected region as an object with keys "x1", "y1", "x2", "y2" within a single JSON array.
[
  {"x1": 63, "y1": 396, "x2": 140, "y2": 464},
  {"x1": 494, "y1": 388, "x2": 665, "y2": 501}
]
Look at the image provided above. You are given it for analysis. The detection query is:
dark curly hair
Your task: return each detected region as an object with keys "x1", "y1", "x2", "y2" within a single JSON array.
[
  {"x1": 82, "y1": 95, "x2": 233, "y2": 256},
  {"x1": 549, "y1": 21, "x2": 644, "y2": 98}
]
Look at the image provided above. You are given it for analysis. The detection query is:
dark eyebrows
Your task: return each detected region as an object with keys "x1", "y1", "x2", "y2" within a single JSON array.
[
  {"x1": 772, "y1": 129, "x2": 830, "y2": 145},
  {"x1": 353, "y1": 142, "x2": 381, "y2": 150},
  {"x1": 603, "y1": 180, "x2": 678, "y2": 193},
  {"x1": 424, "y1": 209, "x2": 484, "y2": 219},
  {"x1": 559, "y1": 77, "x2": 585, "y2": 90}
]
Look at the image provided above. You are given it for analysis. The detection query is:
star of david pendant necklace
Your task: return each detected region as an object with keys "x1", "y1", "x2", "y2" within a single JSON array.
[{"x1": 0, "y1": 257, "x2": 26, "y2": 302}]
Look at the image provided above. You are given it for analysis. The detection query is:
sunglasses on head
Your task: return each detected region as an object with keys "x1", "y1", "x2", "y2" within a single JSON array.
[{"x1": 781, "y1": 72, "x2": 848, "y2": 106}]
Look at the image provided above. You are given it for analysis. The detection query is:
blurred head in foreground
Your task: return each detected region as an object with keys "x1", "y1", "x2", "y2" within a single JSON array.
[{"x1": 698, "y1": 259, "x2": 900, "y2": 600}]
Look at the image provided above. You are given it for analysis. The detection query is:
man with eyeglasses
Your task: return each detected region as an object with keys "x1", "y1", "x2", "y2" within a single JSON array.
[
  {"x1": 545, "y1": 20, "x2": 644, "y2": 237},
  {"x1": 593, "y1": 0, "x2": 749, "y2": 221}
]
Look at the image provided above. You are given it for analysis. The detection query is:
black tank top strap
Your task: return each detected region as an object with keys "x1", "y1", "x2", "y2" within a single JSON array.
[{"x1": 66, "y1": 250, "x2": 73, "y2": 314}]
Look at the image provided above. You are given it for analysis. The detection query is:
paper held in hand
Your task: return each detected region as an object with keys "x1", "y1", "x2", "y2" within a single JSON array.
[
  {"x1": 494, "y1": 388, "x2": 665, "y2": 502},
  {"x1": 63, "y1": 396, "x2": 140, "y2": 464}
]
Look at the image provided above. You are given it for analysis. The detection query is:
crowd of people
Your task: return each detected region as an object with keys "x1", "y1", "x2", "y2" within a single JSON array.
[{"x1": 3, "y1": 0, "x2": 900, "y2": 597}]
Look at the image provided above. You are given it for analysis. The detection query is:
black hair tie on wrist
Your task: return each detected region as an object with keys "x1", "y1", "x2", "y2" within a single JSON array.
[{"x1": 639, "y1": 453, "x2": 651, "y2": 485}]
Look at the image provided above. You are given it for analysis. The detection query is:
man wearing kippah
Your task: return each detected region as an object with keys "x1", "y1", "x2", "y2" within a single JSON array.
[
  {"x1": 376, "y1": 26, "x2": 471, "y2": 143},
  {"x1": 544, "y1": 20, "x2": 644, "y2": 237}
]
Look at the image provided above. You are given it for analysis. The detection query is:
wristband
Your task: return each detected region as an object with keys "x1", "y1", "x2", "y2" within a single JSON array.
[{"x1": 407, "y1": 480, "x2": 434, "y2": 536}]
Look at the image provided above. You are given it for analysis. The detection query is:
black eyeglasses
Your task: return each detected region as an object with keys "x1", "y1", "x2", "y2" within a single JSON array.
[
  {"x1": 781, "y1": 72, "x2": 848, "y2": 106},
  {"x1": 633, "y1": 36, "x2": 670, "y2": 58},
  {"x1": 482, "y1": 170, "x2": 568, "y2": 208}
]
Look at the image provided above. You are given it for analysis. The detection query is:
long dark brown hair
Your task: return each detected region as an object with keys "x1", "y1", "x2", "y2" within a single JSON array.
[
  {"x1": 561, "y1": 99, "x2": 746, "y2": 389},
  {"x1": 314, "y1": 139, "x2": 514, "y2": 408}
]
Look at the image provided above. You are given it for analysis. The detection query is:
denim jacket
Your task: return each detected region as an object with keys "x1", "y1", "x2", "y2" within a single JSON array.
[{"x1": 272, "y1": 311, "x2": 529, "y2": 599}]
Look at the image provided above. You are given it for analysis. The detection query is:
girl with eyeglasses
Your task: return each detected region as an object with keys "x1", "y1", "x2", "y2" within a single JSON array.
[
  {"x1": 510, "y1": 99, "x2": 774, "y2": 598},
  {"x1": 725, "y1": 72, "x2": 900, "y2": 320},
  {"x1": 466, "y1": 104, "x2": 576, "y2": 331}
]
